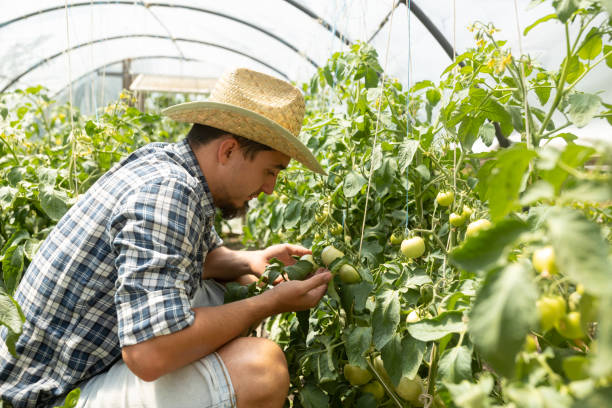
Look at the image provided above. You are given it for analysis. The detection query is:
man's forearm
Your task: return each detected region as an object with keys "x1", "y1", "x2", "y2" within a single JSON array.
[
  {"x1": 122, "y1": 291, "x2": 276, "y2": 381},
  {"x1": 203, "y1": 246, "x2": 259, "y2": 281}
]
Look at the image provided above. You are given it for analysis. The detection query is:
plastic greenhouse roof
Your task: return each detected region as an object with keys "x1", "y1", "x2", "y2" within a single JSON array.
[{"x1": 1, "y1": 0, "x2": 611, "y2": 143}]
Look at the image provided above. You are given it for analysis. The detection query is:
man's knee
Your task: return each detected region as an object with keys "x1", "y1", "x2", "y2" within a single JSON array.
[{"x1": 218, "y1": 337, "x2": 289, "y2": 406}]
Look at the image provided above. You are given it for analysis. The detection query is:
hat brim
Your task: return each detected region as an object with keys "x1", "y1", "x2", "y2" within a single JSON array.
[{"x1": 161, "y1": 101, "x2": 325, "y2": 175}]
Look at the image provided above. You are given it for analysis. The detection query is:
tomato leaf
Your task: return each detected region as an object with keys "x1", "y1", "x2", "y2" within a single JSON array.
[
  {"x1": 381, "y1": 334, "x2": 426, "y2": 387},
  {"x1": 299, "y1": 384, "x2": 329, "y2": 408},
  {"x1": 398, "y1": 140, "x2": 419, "y2": 173},
  {"x1": 343, "y1": 171, "x2": 367, "y2": 198},
  {"x1": 450, "y1": 218, "x2": 529, "y2": 274},
  {"x1": 591, "y1": 296, "x2": 612, "y2": 378},
  {"x1": 468, "y1": 263, "x2": 538, "y2": 378},
  {"x1": 523, "y1": 13, "x2": 557, "y2": 36},
  {"x1": 344, "y1": 326, "x2": 372, "y2": 370},
  {"x1": 407, "y1": 310, "x2": 466, "y2": 342},
  {"x1": 439, "y1": 345, "x2": 473, "y2": 384},
  {"x1": 372, "y1": 289, "x2": 400, "y2": 349},
  {"x1": 546, "y1": 207, "x2": 612, "y2": 296},
  {"x1": 283, "y1": 200, "x2": 302, "y2": 229},
  {"x1": 567, "y1": 93, "x2": 601, "y2": 128},
  {"x1": 39, "y1": 186, "x2": 70, "y2": 221},
  {"x1": 2, "y1": 245, "x2": 25, "y2": 295}
]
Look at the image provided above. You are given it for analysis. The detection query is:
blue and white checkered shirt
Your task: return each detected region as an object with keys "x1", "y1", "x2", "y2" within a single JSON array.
[{"x1": 0, "y1": 139, "x2": 223, "y2": 408}]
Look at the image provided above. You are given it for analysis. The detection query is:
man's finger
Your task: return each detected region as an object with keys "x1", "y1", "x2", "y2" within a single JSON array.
[
  {"x1": 300, "y1": 271, "x2": 332, "y2": 292},
  {"x1": 286, "y1": 243, "x2": 311, "y2": 256}
]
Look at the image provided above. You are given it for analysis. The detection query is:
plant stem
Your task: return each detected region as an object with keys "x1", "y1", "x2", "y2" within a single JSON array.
[
  {"x1": 427, "y1": 343, "x2": 439, "y2": 398},
  {"x1": 0, "y1": 133, "x2": 19, "y2": 164}
]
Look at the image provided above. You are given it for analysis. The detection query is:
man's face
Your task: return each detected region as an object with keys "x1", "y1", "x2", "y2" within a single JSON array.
[{"x1": 215, "y1": 147, "x2": 290, "y2": 219}]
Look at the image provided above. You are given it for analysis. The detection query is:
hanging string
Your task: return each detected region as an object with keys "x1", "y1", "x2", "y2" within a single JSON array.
[
  {"x1": 90, "y1": 0, "x2": 99, "y2": 120},
  {"x1": 64, "y1": 0, "x2": 79, "y2": 195},
  {"x1": 404, "y1": 0, "x2": 412, "y2": 234},
  {"x1": 358, "y1": 0, "x2": 398, "y2": 258},
  {"x1": 513, "y1": 0, "x2": 531, "y2": 148}
]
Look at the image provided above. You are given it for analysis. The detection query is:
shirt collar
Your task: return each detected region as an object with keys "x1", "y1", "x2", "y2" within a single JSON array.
[{"x1": 171, "y1": 138, "x2": 217, "y2": 218}]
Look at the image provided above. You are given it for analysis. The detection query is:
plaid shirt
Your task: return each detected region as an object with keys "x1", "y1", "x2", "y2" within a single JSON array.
[{"x1": 0, "y1": 139, "x2": 222, "y2": 408}]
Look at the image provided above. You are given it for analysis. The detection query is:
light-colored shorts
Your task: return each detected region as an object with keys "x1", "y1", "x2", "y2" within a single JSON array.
[{"x1": 75, "y1": 280, "x2": 236, "y2": 408}]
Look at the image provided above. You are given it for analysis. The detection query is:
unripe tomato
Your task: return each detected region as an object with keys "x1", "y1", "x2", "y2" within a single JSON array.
[
  {"x1": 435, "y1": 191, "x2": 454, "y2": 207},
  {"x1": 362, "y1": 381, "x2": 385, "y2": 401},
  {"x1": 419, "y1": 284, "x2": 433, "y2": 305},
  {"x1": 331, "y1": 223, "x2": 343, "y2": 236},
  {"x1": 449, "y1": 212, "x2": 465, "y2": 227},
  {"x1": 562, "y1": 355, "x2": 589, "y2": 381},
  {"x1": 406, "y1": 309, "x2": 420, "y2": 323},
  {"x1": 569, "y1": 291, "x2": 581, "y2": 311},
  {"x1": 400, "y1": 237, "x2": 425, "y2": 258},
  {"x1": 344, "y1": 363, "x2": 373, "y2": 386},
  {"x1": 396, "y1": 375, "x2": 424, "y2": 405},
  {"x1": 321, "y1": 245, "x2": 344, "y2": 266},
  {"x1": 532, "y1": 246, "x2": 558, "y2": 276},
  {"x1": 300, "y1": 254, "x2": 318, "y2": 270},
  {"x1": 389, "y1": 232, "x2": 404, "y2": 245},
  {"x1": 524, "y1": 334, "x2": 538, "y2": 352},
  {"x1": 373, "y1": 356, "x2": 391, "y2": 384},
  {"x1": 555, "y1": 311, "x2": 586, "y2": 339},
  {"x1": 466, "y1": 219, "x2": 492, "y2": 238},
  {"x1": 315, "y1": 210, "x2": 327, "y2": 223},
  {"x1": 339, "y1": 264, "x2": 361, "y2": 284},
  {"x1": 537, "y1": 295, "x2": 566, "y2": 332},
  {"x1": 461, "y1": 205, "x2": 474, "y2": 219},
  {"x1": 579, "y1": 293, "x2": 599, "y2": 333}
]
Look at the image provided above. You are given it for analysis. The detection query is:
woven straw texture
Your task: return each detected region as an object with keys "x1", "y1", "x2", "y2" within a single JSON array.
[{"x1": 162, "y1": 68, "x2": 324, "y2": 175}]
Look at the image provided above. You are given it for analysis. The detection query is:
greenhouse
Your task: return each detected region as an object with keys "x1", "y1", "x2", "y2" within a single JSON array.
[{"x1": 1, "y1": 1, "x2": 611, "y2": 407}]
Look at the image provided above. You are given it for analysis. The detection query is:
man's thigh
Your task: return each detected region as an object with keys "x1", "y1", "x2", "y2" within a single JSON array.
[{"x1": 76, "y1": 352, "x2": 236, "y2": 408}]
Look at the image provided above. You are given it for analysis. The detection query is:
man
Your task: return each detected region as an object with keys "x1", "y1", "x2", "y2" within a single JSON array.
[{"x1": 0, "y1": 68, "x2": 331, "y2": 408}]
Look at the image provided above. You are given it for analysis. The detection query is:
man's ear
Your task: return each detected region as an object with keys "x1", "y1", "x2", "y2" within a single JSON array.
[{"x1": 217, "y1": 137, "x2": 239, "y2": 165}]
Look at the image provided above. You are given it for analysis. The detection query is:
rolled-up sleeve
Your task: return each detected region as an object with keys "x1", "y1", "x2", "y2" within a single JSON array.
[{"x1": 109, "y1": 179, "x2": 203, "y2": 347}]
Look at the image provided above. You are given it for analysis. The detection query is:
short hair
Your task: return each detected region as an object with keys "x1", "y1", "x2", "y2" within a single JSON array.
[{"x1": 186, "y1": 123, "x2": 273, "y2": 160}]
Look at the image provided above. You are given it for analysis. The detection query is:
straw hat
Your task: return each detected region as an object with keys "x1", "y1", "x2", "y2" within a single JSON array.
[{"x1": 162, "y1": 68, "x2": 325, "y2": 175}]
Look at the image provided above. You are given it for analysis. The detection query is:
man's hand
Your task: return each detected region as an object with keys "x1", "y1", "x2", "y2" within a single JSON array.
[
  {"x1": 248, "y1": 243, "x2": 312, "y2": 277},
  {"x1": 262, "y1": 268, "x2": 332, "y2": 313}
]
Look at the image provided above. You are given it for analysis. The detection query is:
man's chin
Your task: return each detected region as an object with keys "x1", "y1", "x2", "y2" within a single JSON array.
[{"x1": 219, "y1": 201, "x2": 249, "y2": 220}]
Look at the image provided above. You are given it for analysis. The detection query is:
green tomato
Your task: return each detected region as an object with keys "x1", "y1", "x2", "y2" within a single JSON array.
[
  {"x1": 537, "y1": 295, "x2": 566, "y2": 332},
  {"x1": 532, "y1": 246, "x2": 558, "y2": 276},
  {"x1": 396, "y1": 375, "x2": 424, "y2": 405},
  {"x1": 300, "y1": 254, "x2": 318, "y2": 270},
  {"x1": 315, "y1": 210, "x2": 327, "y2": 223},
  {"x1": 362, "y1": 381, "x2": 385, "y2": 401},
  {"x1": 406, "y1": 309, "x2": 420, "y2": 323},
  {"x1": 449, "y1": 212, "x2": 465, "y2": 227},
  {"x1": 321, "y1": 245, "x2": 344, "y2": 266},
  {"x1": 331, "y1": 223, "x2": 343, "y2": 236},
  {"x1": 400, "y1": 237, "x2": 426, "y2": 258},
  {"x1": 389, "y1": 232, "x2": 404, "y2": 245},
  {"x1": 344, "y1": 363, "x2": 373, "y2": 386},
  {"x1": 562, "y1": 355, "x2": 589, "y2": 381},
  {"x1": 524, "y1": 334, "x2": 538, "y2": 352},
  {"x1": 435, "y1": 191, "x2": 454, "y2": 207},
  {"x1": 339, "y1": 264, "x2": 361, "y2": 284},
  {"x1": 373, "y1": 356, "x2": 391, "y2": 384},
  {"x1": 461, "y1": 205, "x2": 474, "y2": 219},
  {"x1": 556, "y1": 311, "x2": 586, "y2": 339},
  {"x1": 466, "y1": 219, "x2": 492, "y2": 238}
]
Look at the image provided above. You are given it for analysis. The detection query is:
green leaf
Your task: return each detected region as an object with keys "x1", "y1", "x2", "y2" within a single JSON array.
[
  {"x1": 343, "y1": 171, "x2": 367, "y2": 198},
  {"x1": 439, "y1": 346, "x2": 473, "y2": 383},
  {"x1": 444, "y1": 374, "x2": 494, "y2": 408},
  {"x1": 539, "y1": 143, "x2": 595, "y2": 193},
  {"x1": 520, "y1": 180, "x2": 555, "y2": 205},
  {"x1": 567, "y1": 93, "x2": 601, "y2": 127},
  {"x1": 344, "y1": 326, "x2": 372, "y2": 370},
  {"x1": 578, "y1": 29, "x2": 602, "y2": 60},
  {"x1": 458, "y1": 116, "x2": 485, "y2": 150},
  {"x1": 468, "y1": 263, "x2": 538, "y2": 378},
  {"x1": 524, "y1": 13, "x2": 557, "y2": 35},
  {"x1": 535, "y1": 83, "x2": 552, "y2": 106},
  {"x1": 398, "y1": 140, "x2": 419, "y2": 173},
  {"x1": 0, "y1": 186, "x2": 17, "y2": 211},
  {"x1": 564, "y1": 56, "x2": 585, "y2": 84},
  {"x1": 1, "y1": 230, "x2": 30, "y2": 253},
  {"x1": 299, "y1": 384, "x2": 328, "y2": 408},
  {"x1": 39, "y1": 186, "x2": 70, "y2": 221},
  {"x1": 449, "y1": 218, "x2": 529, "y2": 274},
  {"x1": 546, "y1": 207, "x2": 612, "y2": 296},
  {"x1": 283, "y1": 200, "x2": 302, "y2": 229},
  {"x1": 53, "y1": 388, "x2": 81, "y2": 408},
  {"x1": 407, "y1": 311, "x2": 466, "y2": 342},
  {"x1": 572, "y1": 387, "x2": 612, "y2": 408},
  {"x1": 381, "y1": 334, "x2": 426, "y2": 387},
  {"x1": 507, "y1": 384, "x2": 572, "y2": 408},
  {"x1": 479, "y1": 144, "x2": 536, "y2": 221},
  {"x1": 554, "y1": 0, "x2": 578, "y2": 23},
  {"x1": 2, "y1": 245, "x2": 25, "y2": 294},
  {"x1": 371, "y1": 144, "x2": 383, "y2": 172},
  {"x1": 604, "y1": 45, "x2": 612, "y2": 69},
  {"x1": 426, "y1": 88, "x2": 441, "y2": 106},
  {"x1": 478, "y1": 122, "x2": 496, "y2": 147},
  {"x1": 341, "y1": 281, "x2": 374, "y2": 312},
  {"x1": 0, "y1": 288, "x2": 24, "y2": 335},
  {"x1": 372, "y1": 289, "x2": 400, "y2": 349},
  {"x1": 284, "y1": 260, "x2": 314, "y2": 281}
]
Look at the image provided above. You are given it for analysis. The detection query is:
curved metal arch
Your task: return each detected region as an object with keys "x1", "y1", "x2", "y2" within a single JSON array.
[
  {"x1": 0, "y1": 1, "x2": 319, "y2": 69},
  {"x1": 281, "y1": 0, "x2": 352, "y2": 46},
  {"x1": 1, "y1": 34, "x2": 289, "y2": 93},
  {"x1": 51, "y1": 55, "x2": 204, "y2": 98}
]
